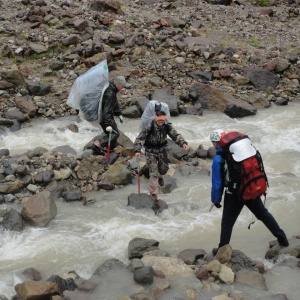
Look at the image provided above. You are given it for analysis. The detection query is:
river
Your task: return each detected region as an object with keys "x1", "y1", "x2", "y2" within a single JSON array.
[{"x1": 0, "y1": 102, "x2": 299, "y2": 299}]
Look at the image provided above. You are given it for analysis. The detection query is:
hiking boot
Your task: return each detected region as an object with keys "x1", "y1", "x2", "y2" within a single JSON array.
[
  {"x1": 158, "y1": 177, "x2": 164, "y2": 186},
  {"x1": 151, "y1": 194, "x2": 158, "y2": 201},
  {"x1": 91, "y1": 144, "x2": 105, "y2": 156},
  {"x1": 278, "y1": 237, "x2": 289, "y2": 247}
]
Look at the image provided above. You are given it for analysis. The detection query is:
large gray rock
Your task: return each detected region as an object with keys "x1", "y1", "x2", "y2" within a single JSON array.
[
  {"x1": 224, "y1": 103, "x2": 257, "y2": 118},
  {"x1": 188, "y1": 82, "x2": 257, "y2": 118},
  {"x1": 103, "y1": 162, "x2": 132, "y2": 185},
  {"x1": 231, "y1": 249, "x2": 258, "y2": 273},
  {"x1": 235, "y1": 269, "x2": 267, "y2": 291},
  {"x1": 2, "y1": 208, "x2": 24, "y2": 232},
  {"x1": 0, "y1": 179, "x2": 25, "y2": 194},
  {"x1": 265, "y1": 237, "x2": 299, "y2": 260},
  {"x1": 128, "y1": 237, "x2": 159, "y2": 259},
  {"x1": 243, "y1": 66, "x2": 280, "y2": 91},
  {"x1": 133, "y1": 266, "x2": 154, "y2": 285},
  {"x1": 167, "y1": 139, "x2": 188, "y2": 160},
  {"x1": 127, "y1": 193, "x2": 154, "y2": 210},
  {"x1": 178, "y1": 249, "x2": 206, "y2": 265},
  {"x1": 14, "y1": 281, "x2": 59, "y2": 299},
  {"x1": 0, "y1": 70, "x2": 26, "y2": 86},
  {"x1": 21, "y1": 190, "x2": 57, "y2": 227},
  {"x1": 141, "y1": 256, "x2": 194, "y2": 276},
  {"x1": 93, "y1": 259, "x2": 125, "y2": 276}
]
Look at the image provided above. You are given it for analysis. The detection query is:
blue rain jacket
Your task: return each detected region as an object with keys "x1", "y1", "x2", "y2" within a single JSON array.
[{"x1": 211, "y1": 146, "x2": 225, "y2": 204}]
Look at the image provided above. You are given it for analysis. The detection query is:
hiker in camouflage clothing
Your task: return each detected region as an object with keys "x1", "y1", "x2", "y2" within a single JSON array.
[{"x1": 134, "y1": 111, "x2": 189, "y2": 201}]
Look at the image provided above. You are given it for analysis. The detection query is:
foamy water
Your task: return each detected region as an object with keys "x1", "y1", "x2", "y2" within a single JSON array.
[{"x1": 0, "y1": 103, "x2": 300, "y2": 299}]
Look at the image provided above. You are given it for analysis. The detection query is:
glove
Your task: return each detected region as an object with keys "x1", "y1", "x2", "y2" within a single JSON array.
[
  {"x1": 119, "y1": 115, "x2": 124, "y2": 123},
  {"x1": 215, "y1": 203, "x2": 222, "y2": 208},
  {"x1": 106, "y1": 126, "x2": 113, "y2": 132}
]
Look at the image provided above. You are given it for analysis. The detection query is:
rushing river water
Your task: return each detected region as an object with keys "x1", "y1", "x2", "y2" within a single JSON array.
[{"x1": 0, "y1": 102, "x2": 300, "y2": 299}]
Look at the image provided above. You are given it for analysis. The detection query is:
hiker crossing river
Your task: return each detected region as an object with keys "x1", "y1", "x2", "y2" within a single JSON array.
[{"x1": 0, "y1": 102, "x2": 300, "y2": 299}]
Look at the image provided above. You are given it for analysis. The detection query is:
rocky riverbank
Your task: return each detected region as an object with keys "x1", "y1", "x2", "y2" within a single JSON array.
[
  {"x1": 3, "y1": 236, "x2": 300, "y2": 300},
  {"x1": 0, "y1": 0, "x2": 299, "y2": 128}
]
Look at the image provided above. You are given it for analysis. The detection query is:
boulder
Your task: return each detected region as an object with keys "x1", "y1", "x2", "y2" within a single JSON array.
[{"x1": 21, "y1": 190, "x2": 57, "y2": 227}]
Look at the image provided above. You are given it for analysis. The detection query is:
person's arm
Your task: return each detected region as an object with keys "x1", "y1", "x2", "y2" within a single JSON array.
[
  {"x1": 133, "y1": 124, "x2": 151, "y2": 155},
  {"x1": 167, "y1": 124, "x2": 189, "y2": 149},
  {"x1": 114, "y1": 97, "x2": 122, "y2": 117},
  {"x1": 102, "y1": 86, "x2": 122, "y2": 118},
  {"x1": 211, "y1": 153, "x2": 224, "y2": 206}
]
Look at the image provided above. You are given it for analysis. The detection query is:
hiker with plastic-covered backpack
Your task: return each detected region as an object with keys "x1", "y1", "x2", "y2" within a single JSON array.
[
  {"x1": 67, "y1": 61, "x2": 131, "y2": 156},
  {"x1": 92, "y1": 76, "x2": 131, "y2": 155},
  {"x1": 210, "y1": 129, "x2": 289, "y2": 255},
  {"x1": 134, "y1": 111, "x2": 189, "y2": 203}
]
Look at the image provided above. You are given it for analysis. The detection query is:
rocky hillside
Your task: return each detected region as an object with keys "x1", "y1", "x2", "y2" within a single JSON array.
[{"x1": 0, "y1": 0, "x2": 299, "y2": 129}]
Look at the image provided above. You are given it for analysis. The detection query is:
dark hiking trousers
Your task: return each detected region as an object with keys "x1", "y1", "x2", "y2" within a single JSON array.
[
  {"x1": 99, "y1": 117, "x2": 119, "y2": 149},
  {"x1": 219, "y1": 192, "x2": 287, "y2": 248}
]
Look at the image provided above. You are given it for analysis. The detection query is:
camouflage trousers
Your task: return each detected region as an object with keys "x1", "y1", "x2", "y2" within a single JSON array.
[{"x1": 145, "y1": 150, "x2": 164, "y2": 196}]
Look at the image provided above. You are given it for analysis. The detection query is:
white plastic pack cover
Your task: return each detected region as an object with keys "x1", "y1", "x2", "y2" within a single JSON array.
[
  {"x1": 67, "y1": 60, "x2": 109, "y2": 122},
  {"x1": 139, "y1": 100, "x2": 170, "y2": 132},
  {"x1": 229, "y1": 138, "x2": 256, "y2": 162}
]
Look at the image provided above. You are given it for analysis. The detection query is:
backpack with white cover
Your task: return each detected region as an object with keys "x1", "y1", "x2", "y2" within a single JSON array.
[
  {"x1": 139, "y1": 100, "x2": 170, "y2": 132},
  {"x1": 219, "y1": 132, "x2": 268, "y2": 200},
  {"x1": 67, "y1": 60, "x2": 109, "y2": 122}
]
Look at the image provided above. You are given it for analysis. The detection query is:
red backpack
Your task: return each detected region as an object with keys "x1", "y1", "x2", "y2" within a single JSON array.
[{"x1": 219, "y1": 132, "x2": 268, "y2": 201}]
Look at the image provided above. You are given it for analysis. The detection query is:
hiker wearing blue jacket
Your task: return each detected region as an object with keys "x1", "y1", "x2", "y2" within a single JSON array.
[{"x1": 210, "y1": 129, "x2": 289, "y2": 255}]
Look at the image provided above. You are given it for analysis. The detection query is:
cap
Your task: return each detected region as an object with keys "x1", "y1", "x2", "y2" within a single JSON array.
[
  {"x1": 113, "y1": 76, "x2": 132, "y2": 88},
  {"x1": 229, "y1": 138, "x2": 256, "y2": 162}
]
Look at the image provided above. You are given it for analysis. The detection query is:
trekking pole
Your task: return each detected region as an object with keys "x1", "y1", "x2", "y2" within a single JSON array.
[
  {"x1": 209, "y1": 203, "x2": 214, "y2": 212},
  {"x1": 106, "y1": 131, "x2": 112, "y2": 162},
  {"x1": 137, "y1": 157, "x2": 141, "y2": 194}
]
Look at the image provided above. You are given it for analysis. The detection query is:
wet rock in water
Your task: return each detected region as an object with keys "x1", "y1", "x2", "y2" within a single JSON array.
[
  {"x1": 22, "y1": 268, "x2": 42, "y2": 281},
  {"x1": 21, "y1": 190, "x2": 57, "y2": 227},
  {"x1": 128, "y1": 237, "x2": 160, "y2": 259},
  {"x1": 127, "y1": 193, "x2": 168, "y2": 214},
  {"x1": 128, "y1": 193, "x2": 154, "y2": 209},
  {"x1": 152, "y1": 198, "x2": 168, "y2": 215},
  {"x1": 103, "y1": 161, "x2": 132, "y2": 185},
  {"x1": 178, "y1": 249, "x2": 206, "y2": 265},
  {"x1": 93, "y1": 258, "x2": 125, "y2": 276},
  {"x1": 14, "y1": 281, "x2": 59, "y2": 299},
  {"x1": 235, "y1": 269, "x2": 268, "y2": 291},
  {"x1": 0, "y1": 149, "x2": 9, "y2": 158},
  {"x1": 65, "y1": 190, "x2": 82, "y2": 202},
  {"x1": 133, "y1": 266, "x2": 154, "y2": 285},
  {"x1": 97, "y1": 179, "x2": 115, "y2": 190},
  {"x1": 47, "y1": 275, "x2": 77, "y2": 293},
  {"x1": 2, "y1": 208, "x2": 24, "y2": 232}
]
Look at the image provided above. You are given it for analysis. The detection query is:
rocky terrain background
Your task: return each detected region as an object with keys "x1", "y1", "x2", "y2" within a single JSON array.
[
  {"x1": 0, "y1": 1, "x2": 300, "y2": 299},
  {"x1": 0, "y1": 0, "x2": 299, "y2": 127}
]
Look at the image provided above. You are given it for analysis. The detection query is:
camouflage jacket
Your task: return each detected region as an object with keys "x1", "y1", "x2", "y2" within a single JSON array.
[{"x1": 133, "y1": 120, "x2": 187, "y2": 153}]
